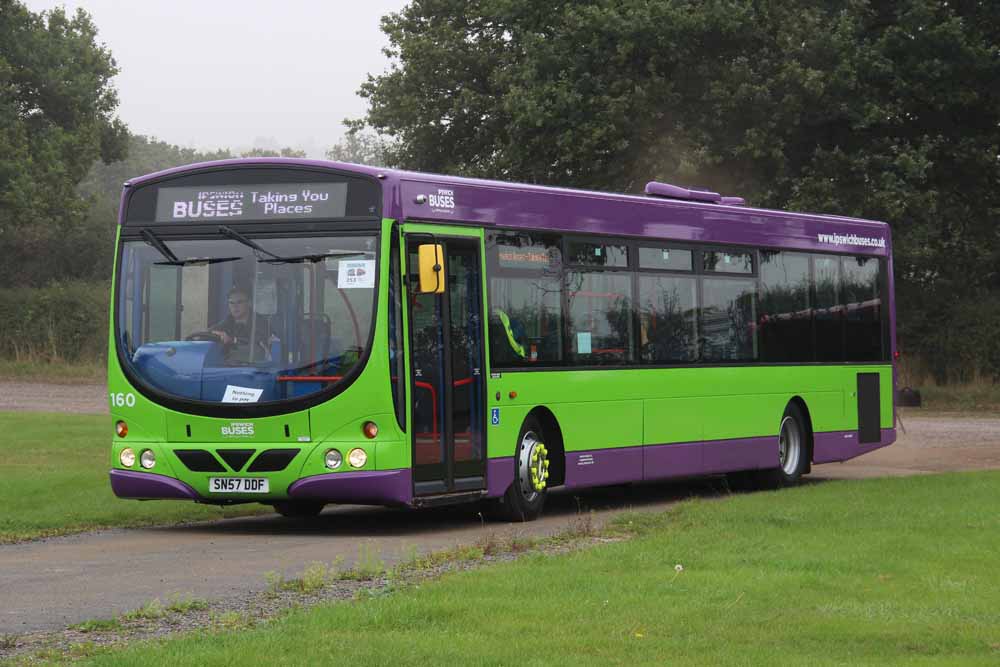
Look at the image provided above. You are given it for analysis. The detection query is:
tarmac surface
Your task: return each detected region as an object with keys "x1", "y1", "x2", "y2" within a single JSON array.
[{"x1": 1, "y1": 393, "x2": 998, "y2": 633}]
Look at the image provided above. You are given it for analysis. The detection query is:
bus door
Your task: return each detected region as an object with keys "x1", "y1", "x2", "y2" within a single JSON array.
[{"x1": 405, "y1": 236, "x2": 486, "y2": 496}]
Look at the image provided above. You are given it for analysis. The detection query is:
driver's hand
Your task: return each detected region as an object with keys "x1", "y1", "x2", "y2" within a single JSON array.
[{"x1": 212, "y1": 330, "x2": 233, "y2": 345}]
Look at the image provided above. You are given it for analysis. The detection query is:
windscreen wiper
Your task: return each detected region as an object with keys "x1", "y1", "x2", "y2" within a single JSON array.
[
  {"x1": 141, "y1": 229, "x2": 180, "y2": 264},
  {"x1": 143, "y1": 229, "x2": 240, "y2": 266},
  {"x1": 217, "y1": 225, "x2": 281, "y2": 260}
]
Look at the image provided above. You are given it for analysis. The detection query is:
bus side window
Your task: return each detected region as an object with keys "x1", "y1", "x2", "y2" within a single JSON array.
[
  {"x1": 759, "y1": 251, "x2": 811, "y2": 362},
  {"x1": 487, "y1": 231, "x2": 564, "y2": 366}
]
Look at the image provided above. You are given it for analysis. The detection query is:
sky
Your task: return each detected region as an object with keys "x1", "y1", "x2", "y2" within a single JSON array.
[{"x1": 23, "y1": 0, "x2": 410, "y2": 157}]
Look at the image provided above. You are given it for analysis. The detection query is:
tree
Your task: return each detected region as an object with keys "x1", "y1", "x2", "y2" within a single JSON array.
[
  {"x1": 326, "y1": 129, "x2": 391, "y2": 167},
  {"x1": 240, "y1": 147, "x2": 307, "y2": 158},
  {"x1": 357, "y1": 0, "x2": 1000, "y2": 380},
  {"x1": 0, "y1": 1, "x2": 128, "y2": 237}
]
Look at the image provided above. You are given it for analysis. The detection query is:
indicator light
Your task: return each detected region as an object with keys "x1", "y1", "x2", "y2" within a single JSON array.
[
  {"x1": 362, "y1": 421, "x2": 379, "y2": 439},
  {"x1": 115, "y1": 421, "x2": 128, "y2": 438}
]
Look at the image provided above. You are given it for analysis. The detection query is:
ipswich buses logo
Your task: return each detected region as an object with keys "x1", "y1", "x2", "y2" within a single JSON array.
[
  {"x1": 428, "y1": 188, "x2": 455, "y2": 213},
  {"x1": 221, "y1": 422, "x2": 254, "y2": 437}
]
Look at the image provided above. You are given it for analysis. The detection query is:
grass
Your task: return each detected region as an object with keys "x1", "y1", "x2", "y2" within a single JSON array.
[
  {"x1": 0, "y1": 411, "x2": 268, "y2": 543},
  {"x1": 0, "y1": 359, "x2": 105, "y2": 384},
  {"x1": 77, "y1": 471, "x2": 1000, "y2": 666}
]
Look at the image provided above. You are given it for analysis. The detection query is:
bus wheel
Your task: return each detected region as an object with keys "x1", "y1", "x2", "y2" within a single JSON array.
[
  {"x1": 759, "y1": 403, "x2": 809, "y2": 487},
  {"x1": 500, "y1": 417, "x2": 549, "y2": 521},
  {"x1": 273, "y1": 501, "x2": 326, "y2": 518}
]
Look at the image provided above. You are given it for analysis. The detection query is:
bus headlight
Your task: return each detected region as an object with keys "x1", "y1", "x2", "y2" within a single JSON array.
[
  {"x1": 325, "y1": 449, "x2": 343, "y2": 470},
  {"x1": 139, "y1": 449, "x2": 156, "y2": 469},
  {"x1": 348, "y1": 448, "x2": 367, "y2": 468},
  {"x1": 119, "y1": 448, "x2": 136, "y2": 467}
]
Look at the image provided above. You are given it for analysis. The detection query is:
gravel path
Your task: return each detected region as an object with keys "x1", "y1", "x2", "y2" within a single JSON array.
[{"x1": 0, "y1": 381, "x2": 107, "y2": 414}]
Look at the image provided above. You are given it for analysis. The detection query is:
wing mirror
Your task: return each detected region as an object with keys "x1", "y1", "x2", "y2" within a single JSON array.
[{"x1": 416, "y1": 243, "x2": 446, "y2": 294}]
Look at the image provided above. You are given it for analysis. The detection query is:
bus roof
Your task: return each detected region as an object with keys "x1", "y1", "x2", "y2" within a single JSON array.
[{"x1": 127, "y1": 158, "x2": 892, "y2": 257}]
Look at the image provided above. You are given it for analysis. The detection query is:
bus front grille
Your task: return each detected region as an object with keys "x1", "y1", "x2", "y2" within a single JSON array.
[
  {"x1": 174, "y1": 449, "x2": 226, "y2": 472},
  {"x1": 246, "y1": 449, "x2": 301, "y2": 473}
]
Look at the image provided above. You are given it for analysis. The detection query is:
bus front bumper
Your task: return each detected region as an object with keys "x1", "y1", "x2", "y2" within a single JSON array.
[{"x1": 109, "y1": 468, "x2": 413, "y2": 507}]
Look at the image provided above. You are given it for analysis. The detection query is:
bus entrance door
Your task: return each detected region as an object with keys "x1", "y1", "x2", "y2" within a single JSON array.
[{"x1": 406, "y1": 237, "x2": 486, "y2": 496}]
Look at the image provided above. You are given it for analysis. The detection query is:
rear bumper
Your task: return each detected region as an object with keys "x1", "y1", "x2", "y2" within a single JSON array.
[{"x1": 110, "y1": 469, "x2": 200, "y2": 500}]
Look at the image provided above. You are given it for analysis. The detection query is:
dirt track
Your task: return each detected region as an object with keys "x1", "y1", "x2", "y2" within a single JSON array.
[
  {"x1": 0, "y1": 381, "x2": 108, "y2": 414},
  {"x1": 1, "y1": 384, "x2": 999, "y2": 634}
]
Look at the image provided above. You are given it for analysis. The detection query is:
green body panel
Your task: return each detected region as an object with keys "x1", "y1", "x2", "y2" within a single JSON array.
[
  {"x1": 484, "y1": 365, "x2": 892, "y2": 456},
  {"x1": 108, "y1": 217, "x2": 893, "y2": 503}
]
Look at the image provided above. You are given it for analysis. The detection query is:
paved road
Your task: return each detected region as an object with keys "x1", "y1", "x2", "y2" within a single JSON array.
[{"x1": 1, "y1": 413, "x2": 998, "y2": 634}]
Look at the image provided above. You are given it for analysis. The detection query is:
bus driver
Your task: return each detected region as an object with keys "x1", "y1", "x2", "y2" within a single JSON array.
[{"x1": 210, "y1": 287, "x2": 275, "y2": 361}]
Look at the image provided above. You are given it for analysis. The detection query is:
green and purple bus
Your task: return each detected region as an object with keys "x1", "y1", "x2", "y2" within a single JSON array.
[{"x1": 108, "y1": 159, "x2": 896, "y2": 520}]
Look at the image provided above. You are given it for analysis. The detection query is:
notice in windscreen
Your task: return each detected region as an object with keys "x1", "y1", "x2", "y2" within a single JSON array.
[
  {"x1": 222, "y1": 385, "x2": 264, "y2": 403},
  {"x1": 337, "y1": 260, "x2": 376, "y2": 289},
  {"x1": 155, "y1": 183, "x2": 347, "y2": 222}
]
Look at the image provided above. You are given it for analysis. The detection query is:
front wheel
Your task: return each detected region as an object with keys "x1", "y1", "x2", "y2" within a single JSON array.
[
  {"x1": 497, "y1": 418, "x2": 550, "y2": 521},
  {"x1": 273, "y1": 501, "x2": 326, "y2": 518}
]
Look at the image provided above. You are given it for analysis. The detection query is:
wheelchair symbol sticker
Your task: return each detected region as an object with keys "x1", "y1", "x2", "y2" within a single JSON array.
[{"x1": 490, "y1": 408, "x2": 500, "y2": 426}]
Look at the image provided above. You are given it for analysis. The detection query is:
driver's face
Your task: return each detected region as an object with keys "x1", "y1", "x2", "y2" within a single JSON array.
[{"x1": 228, "y1": 294, "x2": 250, "y2": 321}]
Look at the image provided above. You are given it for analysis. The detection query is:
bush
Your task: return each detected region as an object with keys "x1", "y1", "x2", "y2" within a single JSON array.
[{"x1": 0, "y1": 282, "x2": 109, "y2": 363}]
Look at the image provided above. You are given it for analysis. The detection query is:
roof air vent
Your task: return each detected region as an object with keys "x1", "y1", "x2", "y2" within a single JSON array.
[{"x1": 644, "y1": 182, "x2": 745, "y2": 206}]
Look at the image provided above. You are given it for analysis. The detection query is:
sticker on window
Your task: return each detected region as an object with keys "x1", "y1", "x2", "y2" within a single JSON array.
[
  {"x1": 222, "y1": 385, "x2": 264, "y2": 403},
  {"x1": 337, "y1": 260, "x2": 376, "y2": 289},
  {"x1": 576, "y1": 332, "x2": 592, "y2": 355}
]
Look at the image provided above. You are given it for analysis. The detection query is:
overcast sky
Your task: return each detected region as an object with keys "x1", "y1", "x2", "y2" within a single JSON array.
[{"x1": 23, "y1": 0, "x2": 410, "y2": 156}]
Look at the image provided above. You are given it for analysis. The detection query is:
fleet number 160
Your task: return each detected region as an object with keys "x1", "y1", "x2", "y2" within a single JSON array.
[{"x1": 109, "y1": 392, "x2": 136, "y2": 408}]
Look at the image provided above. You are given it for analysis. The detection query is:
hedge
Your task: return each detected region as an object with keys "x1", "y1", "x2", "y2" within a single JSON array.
[{"x1": 0, "y1": 282, "x2": 109, "y2": 363}]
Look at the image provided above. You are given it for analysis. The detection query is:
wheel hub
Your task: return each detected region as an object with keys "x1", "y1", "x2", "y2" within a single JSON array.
[
  {"x1": 779, "y1": 415, "x2": 801, "y2": 476},
  {"x1": 517, "y1": 432, "x2": 550, "y2": 499}
]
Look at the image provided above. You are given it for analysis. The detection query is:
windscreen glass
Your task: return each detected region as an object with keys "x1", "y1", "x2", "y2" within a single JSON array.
[{"x1": 117, "y1": 235, "x2": 377, "y2": 405}]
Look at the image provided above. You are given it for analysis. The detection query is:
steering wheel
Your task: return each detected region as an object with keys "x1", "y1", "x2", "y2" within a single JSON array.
[{"x1": 185, "y1": 330, "x2": 225, "y2": 343}]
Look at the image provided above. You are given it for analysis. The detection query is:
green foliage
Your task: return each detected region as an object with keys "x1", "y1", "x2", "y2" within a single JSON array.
[
  {"x1": 121, "y1": 598, "x2": 165, "y2": 622},
  {"x1": 358, "y1": 0, "x2": 1000, "y2": 375},
  {"x1": 0, "y1": 1, "x2": 127, "y2": 273},
  {"x1": 0, "y1": 281, "x2": 108, "y2": 363},
  {"x1": 70, "y1": 617, "x2": 121, "y2": 633},
  {"x1": 239, "y1": 147, "x2": 306, "y2": 158},
  {"x1": 326, "y1": 129, "x2": 392, "y2": 167}
]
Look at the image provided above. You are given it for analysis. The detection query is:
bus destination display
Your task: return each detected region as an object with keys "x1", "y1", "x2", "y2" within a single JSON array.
[{"x1": 155, "y1": 183, "x2": 348, "y2": 222}]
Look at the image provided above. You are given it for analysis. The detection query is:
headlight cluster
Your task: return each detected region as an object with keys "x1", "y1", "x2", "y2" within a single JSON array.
[
  {"x1": 324, "y1": 447, "x2": 368, "y2": 469},
  {"x1": 119, "y1": 447, "x2": 155, "y2": 469}
]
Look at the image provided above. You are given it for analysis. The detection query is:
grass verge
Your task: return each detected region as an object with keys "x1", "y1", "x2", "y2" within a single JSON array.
[
  {"x1": 0, "y1": 412, "x2": 267, "y2": 543},
  {"x1": 69, "y1": 471, "x2": 1000, "y2": 666}
]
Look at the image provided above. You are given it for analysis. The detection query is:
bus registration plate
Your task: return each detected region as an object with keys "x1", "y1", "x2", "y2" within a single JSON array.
[{"x1": 209, "y1": 477, "x2": 269, "y2": 493}]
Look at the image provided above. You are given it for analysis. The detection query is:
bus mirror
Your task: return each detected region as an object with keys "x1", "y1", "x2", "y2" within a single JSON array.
[{"x1": 417, "y1": 244, "x2": 446, "y2": 294}]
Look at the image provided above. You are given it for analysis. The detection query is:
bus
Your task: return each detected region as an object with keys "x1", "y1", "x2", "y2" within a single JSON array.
[{"x1": 108, "y1": 159, "x2": 896, "y2": 521}]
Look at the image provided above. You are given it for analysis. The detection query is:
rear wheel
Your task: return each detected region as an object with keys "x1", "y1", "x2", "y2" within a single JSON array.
[
  {"x1": 273, "y1": 501, "x2": 325, "y2": 518},
  {"x1": 496, "y1": 417, "x2": 550, "y2": 521},
  {"x1": 758, "y1": 403, "x2": 809, "y2": 487}
]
